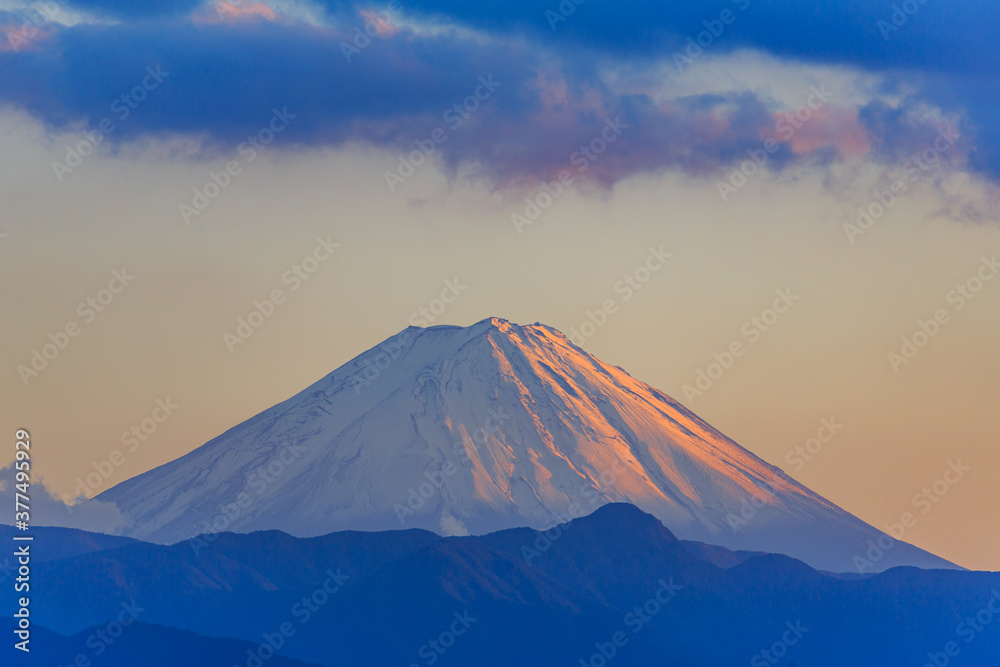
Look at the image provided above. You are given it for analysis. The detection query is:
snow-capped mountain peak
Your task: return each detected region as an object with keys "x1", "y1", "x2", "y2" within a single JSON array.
[{"x1": 97, "y1": 318, "x2": 955, "y2": 573}]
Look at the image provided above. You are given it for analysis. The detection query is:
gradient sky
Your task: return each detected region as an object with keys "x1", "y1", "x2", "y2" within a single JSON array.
[{"x1": 1, "y1": 0, "x2": 998, "y2": 570}]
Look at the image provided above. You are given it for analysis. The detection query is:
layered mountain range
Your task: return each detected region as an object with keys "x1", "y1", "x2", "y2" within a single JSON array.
[{"x1": 2, "y1": 507, "x2": 996, "y2": 666}]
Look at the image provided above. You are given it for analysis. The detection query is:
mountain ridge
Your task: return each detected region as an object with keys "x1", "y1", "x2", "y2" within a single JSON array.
[
  {"x1": 96, "y1": 318, "x2": 955, "y2": 573},
  {"x1": 2, "y1": 505, "x2": 994, "y2": 667}
]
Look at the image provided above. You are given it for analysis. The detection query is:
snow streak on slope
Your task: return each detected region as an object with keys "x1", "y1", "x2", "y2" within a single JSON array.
[{"x1": 97, "y1": 318, "x2": 955, "y2": 573}]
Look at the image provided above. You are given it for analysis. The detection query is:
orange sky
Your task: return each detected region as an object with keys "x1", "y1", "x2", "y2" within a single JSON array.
[{"x1": 1, "y1": 102, "x2": 998, "y2": 571}]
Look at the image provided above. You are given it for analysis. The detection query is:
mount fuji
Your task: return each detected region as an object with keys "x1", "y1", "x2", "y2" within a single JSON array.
[{"x1": 97, "y1": 318, "x2": 955, "y2": 573}]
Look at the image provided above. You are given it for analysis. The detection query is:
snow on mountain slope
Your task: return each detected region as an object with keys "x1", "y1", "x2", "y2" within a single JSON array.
[{"x1": 97, "y1": 318, "x2": 956, "y2": 573}]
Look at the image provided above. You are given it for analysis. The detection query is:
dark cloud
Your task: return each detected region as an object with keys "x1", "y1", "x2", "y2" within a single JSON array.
[
  {"x1": 0, "y1": 16, "x2": 879, "y2": 187},
  {"x1": 0, "y1": 19, "x2": 533, "y2": 140},
  {"x1": 0, "y1": 0, "x2": 995, "y2": 187},
  {"x1": 336, "y1": 0, "x2": 1000, "y2": 182},
  {"x1": 305, "y1": 0, "x2": 998, "y2": 77},
  {"x1": 62, "y1": 0, "x2": 1000, "y2": 79}
]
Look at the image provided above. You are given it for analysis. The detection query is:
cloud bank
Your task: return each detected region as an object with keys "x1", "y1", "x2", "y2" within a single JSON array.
[{"x1": 0, "y1": 0, "x2": 994, "y2": 192}]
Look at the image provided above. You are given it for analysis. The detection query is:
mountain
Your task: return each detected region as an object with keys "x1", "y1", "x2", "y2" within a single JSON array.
[
  {"x1": 0, "y1": 617, "x2": 321, "y2": 667},
  {"x1": 4, "y1": 505, "x2": 997, "y2": 667},
  {"x1": 0, "y1": 525, "x2": 135, "y2": 562},
  {"x1": 97, "y1": 317, "x2": 953, "y2": 572}
]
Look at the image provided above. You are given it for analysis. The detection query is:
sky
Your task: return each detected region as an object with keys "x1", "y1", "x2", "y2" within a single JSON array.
[{"x1": 0, "y1": 0, "x2": 998, "y2": 570}]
